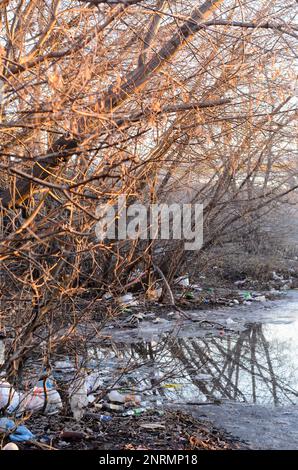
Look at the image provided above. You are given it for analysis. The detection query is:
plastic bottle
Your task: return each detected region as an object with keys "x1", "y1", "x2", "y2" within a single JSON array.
[{"x1": 108, "y1": 390, "x2": 141, "y2": 404}]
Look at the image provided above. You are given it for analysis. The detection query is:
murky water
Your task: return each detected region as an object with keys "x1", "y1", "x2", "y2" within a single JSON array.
[
  {"x1": 1, "y1": 291, "x2": 298, "y2": 448},
  {"x1": 85, "y1": 293, "x2": 298, "y2": 408},
  {"x1": 84, "y1": 292, "x2": 298, "y2": 449}
]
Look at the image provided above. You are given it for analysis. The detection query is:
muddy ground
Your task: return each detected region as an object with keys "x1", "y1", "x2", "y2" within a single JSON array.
[
  {"x1": 1, "y1": 273, "x2": 298, "y2": 451},
  {"x1": 13, "y1": 409, "x2": 244, "y2": 450}
]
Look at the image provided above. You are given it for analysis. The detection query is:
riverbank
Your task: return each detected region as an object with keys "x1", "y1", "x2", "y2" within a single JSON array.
[{"x1": 1, "y1": 290, "x2": 298, "y2": 450}]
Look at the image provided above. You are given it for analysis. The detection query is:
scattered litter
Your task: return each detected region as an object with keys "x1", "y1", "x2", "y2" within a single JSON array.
[
  {"x1": 162, "y1": 383, "x2": 183, "y2": 389},
  {"x1": 123, "y1": 312, "x2": 145, "y2": 325},
  {"x1": 108, "y1": 390, "x2": 126, "y2": 403},
  {"x1": 192, "y1": 374, "x2": 213, "y2": 382},
  {"x1": 190, "y1": 284, "x2": 202, "y2": 291},
  {"x1": 175, "y1": 275, "x2": 190, "y2": 287},
  {"x1": 10, "y1": 425, "x2": 35, "y2": 443},
  {"x1": 0, "y1": 417, "x2": 14, "y2": 433},
  {"x1": 122, "y1": 408, "x2": 145, "y2": 417},
  {"x1": 20, "y1": 379, "x2": 63, "y2": 415},
  {"x1": 153, "y1": 317, "x2": 168, "y2": 324},
  {"x1": 184, "y1": 291, "x2": 194, "y2": 300},
  {"x1": 86, "y1": 371, "x2": 103, "y2": 395},
  {"x1": 118, "y1": 293, "x2": 139, "y2": 307},
  {"x1": 242, "y1": 291, "x2": 252, "y2": 300},
  {"x1": 0, "y1": 380, "x2": 20, "y2": 413},
  {"x1": 254, "y1": 295, "x2": 266, "y2": 302},
  {"x1": 281, "y1": 284, "x2": 290, "y2": 291},
  {"x1": 0, "y1": 418, "x2": 35, "y2": 442},
  {"x1": 2, "y1": 443, "x2": 19, "y2": 450},
  {"x1": 102, "y1": 292, "x2": 113, "y2": 301},
  {"x1": 0, "y1": 341, "x2": 4, "y2": 366},
  {"x1": 69, "y1": 376, "x2": 88, "y2": 421},
  {"x1": 103, "y1": 403, "x2": 124, "y2": 412},
  {"x1": 233, "y1": 299, "x2": 239, "y2": 304},
  {"x1": 146, "y1": 287, "x2": 162, "y2": 301},
  {"x1": 88, "y1": 394, "x2": 96, "y2": 404},
  {"x1": 167, "y1": 311, "x2": 176, "y2": 317},
  {"x1": 140, "y1": 423, "x2": 166, "y2": 430},
  {"x1": 108, "y1": 390, "x2": 141, "y2": 405},
  {"x1": 99, "y1": 415, "x2": 112, "y2": 423},
  {"x1": 53, "y1": 360, "x2": 76, "y2": 382},
  {"x1": 272, "y1": 271, "x2": 284, "y2": 281}
]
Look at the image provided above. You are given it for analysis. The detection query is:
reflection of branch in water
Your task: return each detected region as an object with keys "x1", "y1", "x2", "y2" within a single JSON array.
[
  {"x1": 171, "y1": 337, "x2": 247, "y2": 401},
  {"x1": 259, "y1": 329, "x2": 278, "y2": 405},
  {"x1": 190, "y1": 339, "x2": 248, "y2": 401},
  {"x1": 88, "y1": 322, "x2": 297, "y2": 407},
  {"x1": 165, "y1": 323, "x2": 297, "y2": 405},
  {"x1": 214, "y1": 326, "x2": 297, "y2": 403},
  {"x1": 171, "y1": 339, "x2": 214, "y2": 400},
  {"x1": 250, "y1": 327, "x2": 257, "y2": 404},
  {"x1": 209, "y1": 333, "x2": 247, "y2": 401}
]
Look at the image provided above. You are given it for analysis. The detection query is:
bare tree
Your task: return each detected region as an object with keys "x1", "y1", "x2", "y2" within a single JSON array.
[{"x1": 0, "y1": 0, "x2": 297, "y2": 377}]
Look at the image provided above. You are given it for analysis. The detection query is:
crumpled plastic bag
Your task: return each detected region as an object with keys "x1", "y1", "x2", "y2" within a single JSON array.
[
  {"x1": 85, "y1": 371, "x2": 103, "y2": 395},
  {"x1": 20, "y1": 379, "x2": 63, "y2": 415},
  {"x1": 0, "y1": 417, "x2": 35, "y2": 442},
  {"x1": 69, "y1": 376, "x2": 89, "y2": 421},
  {"x1": 0, "y1": 380, "x2": 21, "y2": 413}
]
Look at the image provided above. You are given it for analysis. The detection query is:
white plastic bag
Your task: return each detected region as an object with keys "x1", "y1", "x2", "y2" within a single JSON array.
[
  {"x1": 20, "y1": 380, "x2": 62, "y2": 415},
  {"x1": 85, "y1": 371, "x2": 103, "y2": 395},
  {"x1": 175, "y1": 275, "x2": 190, "y2": 287},
  {"x1": 118, "y1": 293, "x2": 139, "y2": 307},
  {"x1": 69, "y1": 376, "x2": 88, "y2": 421},
  {"x1": 0, "y1": 380, "x2": 20, "y2": 413}
]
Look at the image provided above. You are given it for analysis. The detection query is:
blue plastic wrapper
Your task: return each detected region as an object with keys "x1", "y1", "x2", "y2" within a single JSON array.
[
  {"x1": 0, "y1": 417, "x2": 35, "y2": 442},
  {"x1": 10, "y1": 425, "x2": 35, "y2": 443},
  {"x1": 100, "y1": 415, "x2": 112, "y2": 423}
]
